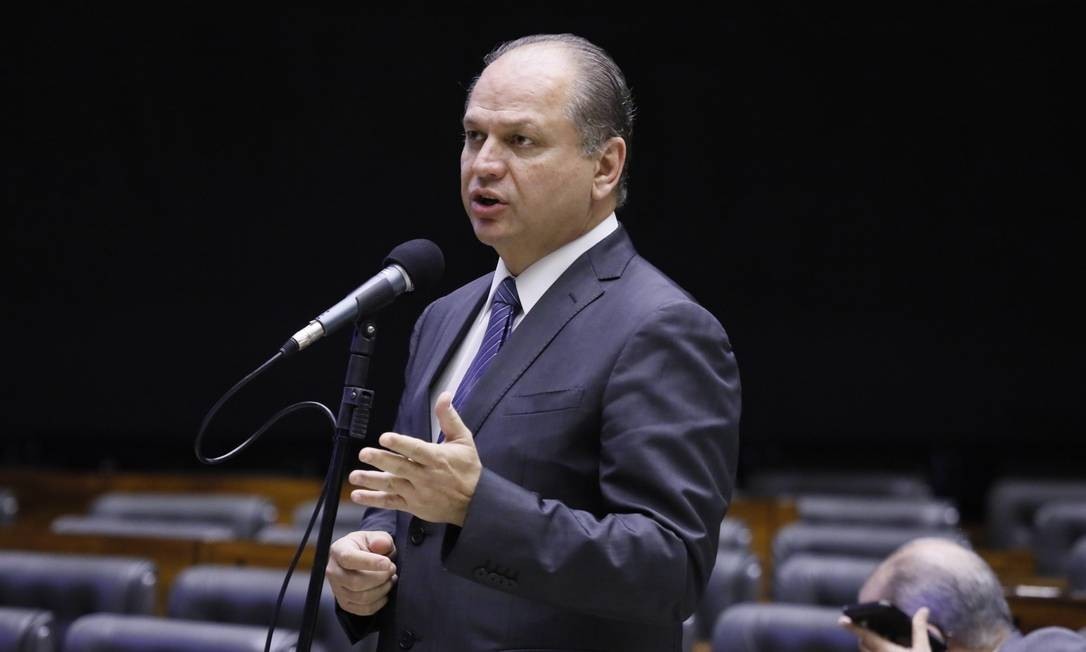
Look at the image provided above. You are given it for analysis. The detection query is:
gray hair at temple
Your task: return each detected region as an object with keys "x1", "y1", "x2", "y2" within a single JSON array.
[
  {"x1": 467, "y1": 33, "x2": 636, "y2": 208},
  {"x1": 860, "y1": 537, "x2": 1014, "y2": 650}
]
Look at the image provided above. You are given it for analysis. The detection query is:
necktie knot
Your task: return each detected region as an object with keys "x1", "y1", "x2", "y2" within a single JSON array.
[{"x1": 493, "y1": 276, "x2": 521, "y2": 312}]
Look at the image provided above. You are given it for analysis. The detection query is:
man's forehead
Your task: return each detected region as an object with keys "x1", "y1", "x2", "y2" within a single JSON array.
[{"x1": 462, "y1": 108, "x2": 544, "y2": 129}]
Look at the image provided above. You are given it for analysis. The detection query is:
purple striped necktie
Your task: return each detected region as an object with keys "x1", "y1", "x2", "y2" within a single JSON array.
[{"x1": 438, "y1": 276, "x2": 521, "y2": 443}]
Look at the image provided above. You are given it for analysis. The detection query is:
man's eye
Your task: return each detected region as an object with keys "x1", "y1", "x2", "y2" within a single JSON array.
[
  {"x1": 511, "y1": 135, "x2": 534, "y2": 147},
  {"x1": 464, "y1": 130, "x2": 484, "y2": 143}
]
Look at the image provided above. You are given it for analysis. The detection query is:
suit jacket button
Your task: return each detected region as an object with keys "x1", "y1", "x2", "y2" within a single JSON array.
[
  {"x1": 487, "y1": 572, "x2": 501, "y2": 584},
  {"x1": 398, "y1": 628, "x2": 418, "y2": 649},
  {"x1": 408, "y1": 521, "x2": 427, "y2": 545},
  {"x1": 473, "y1": 567, "x2": 488, "y2": 579}
]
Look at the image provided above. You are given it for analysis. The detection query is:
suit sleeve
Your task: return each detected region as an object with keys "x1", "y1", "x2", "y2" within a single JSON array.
[{"x1": 440, "y1": 300, "x2": 741, "y2": 624}]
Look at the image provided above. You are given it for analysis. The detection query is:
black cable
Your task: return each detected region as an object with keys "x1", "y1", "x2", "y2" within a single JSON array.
[
  {"x1": 265, "y1": 445, "x2": 336, "y2": 652},
  {"x1": 194, "y1": 350, "x2": 341, "y2": 651},
  {"x1": 195, "y1": 351, "x2": 284, "y2": 464}
]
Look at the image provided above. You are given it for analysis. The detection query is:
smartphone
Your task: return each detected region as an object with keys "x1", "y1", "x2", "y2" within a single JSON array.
[{"x1": 842, "y1": 600, "x2": 947, "y2": 652}]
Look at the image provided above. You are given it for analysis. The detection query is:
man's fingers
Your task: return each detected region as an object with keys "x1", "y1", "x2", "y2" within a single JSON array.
[
  {"x1": 435, "y1": 391, "x2": 472, "y2": 442},
  {"x1": 360, "y1": 447, "x2": 423, "y2": 477},
  {"x1": 912, "y1": 607, "x2": 933, "y2": 652},
  {"x1": 336, "y1": 594, "x2": 389, "y2": 617},
  {"x1": 332, "y1": 541, "x2": 396, "y2": 573},
  {"x1": 349, "y1": 469, "x2": 413, "y2": 494},
  {"x1": 336, "y1": 575, "x2": 396, "y2": 600},
  {"x1": 351, "y1": 489, "x2": 409, "y2": 510}
]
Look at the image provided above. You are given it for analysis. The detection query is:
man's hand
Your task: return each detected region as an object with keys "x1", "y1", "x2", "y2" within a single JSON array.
[
  {"x1": 326, "y1": 530, "x2": 397, "y2": 617},
  {"x1": 349, "y1": 391, "x2": 482, "y2": 526},
  {"x1": 840, "y1": 607, "x2": 935, "y2": 652}
]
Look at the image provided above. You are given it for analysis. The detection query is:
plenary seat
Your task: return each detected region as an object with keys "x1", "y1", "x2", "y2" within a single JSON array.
[
  {"x1": 743, "y1": 470, "x2": 932, "y2": 499},
  {"x1": 794, "y1": 495, "x2": 959, "y2": 529},
  {"x1": 84, "y1": 492, "x2": 278, "y2": 539},
  {"x1": 772, "y1": 553, "x2": 879, "y2": 606},
  {"x1": 256, "y1": 500, "x2": 366, "y2": 546},
  {"x1": 772, "y1": 523, "x2": 969, "y2": 566},
  {"x1": 711, "y1": 603, "x2": 855, "y2": 652},
  {"x1": 985, "y1": 478, "x2": 1086, "y2": 549},
  {"x1": 0, "y1": 489, "x2": 16, "y2": 525},
  {"x1": 694, "y1": 548, "x2": 761, "y2": 642},
  {"x1": 254, "y1": 524, "x2": 356, "y2": 546},
  {"x1": 1067, "y1": 537, "x2": 1086, "y2": 594},
  {"x1": 0, "y1": 607, "x2": 55, "y2": 652},
  {"x1": 1033, "y1": 502, "x2": 1086, "y2": 576},
  {"x1": 167, "y1": 564, "x2": 373, "y2": 652},
  {"x1": 63, "y1": 613, "x2": 315, "y2": 652},
  {"x1": 51, "y1": 515, "x2": 235, "y2": 541},
  {"x1": 718, "y1": 518, "x2": 753, "y2": 551},
  {"x1": 0, "y1": 551, "x2": 155, "y2": 642}
]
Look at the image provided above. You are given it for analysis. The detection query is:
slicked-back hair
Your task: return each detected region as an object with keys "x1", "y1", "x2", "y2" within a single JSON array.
[
  {"x1": 466, "y1": 33, "x2": 636, "y2": 208},
  {"x1": 873, "y1": 541, "x2": 1013, "y2": 650}
]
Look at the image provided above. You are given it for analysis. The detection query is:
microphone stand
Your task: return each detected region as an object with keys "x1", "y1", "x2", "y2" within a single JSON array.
[{"x1": 296, "y1": 317, "x2": 378, "y2": 651}]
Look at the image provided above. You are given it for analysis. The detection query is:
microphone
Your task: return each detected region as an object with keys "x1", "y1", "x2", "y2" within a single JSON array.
[{"x1": 280, "y1": 239, "x2": 444, "y2": 356}]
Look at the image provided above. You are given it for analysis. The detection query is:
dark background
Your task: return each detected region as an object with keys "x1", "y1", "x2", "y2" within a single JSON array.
[{"x1": 5, "y1": 5, "x2": 1081, "y2": 520}]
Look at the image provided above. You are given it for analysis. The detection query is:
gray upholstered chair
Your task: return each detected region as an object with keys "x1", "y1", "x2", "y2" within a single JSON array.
[
  {"x1": 0, "y1": 489, "x2": 16, "y2": 525},
  {"x1": 0, "y1": 551, "x2": 155, "y2": 642},
  {"x1": 744, "y1": 470, "x2": 932, "y2": 499},
  {"x1": 772, "y1": 523, "x2": 969, "y2": 567},
  {"x1": 718, "y1": 518, "x2": 753, "y2": 551},
  {"x1": 63, "y1": 614, "x2": 314, "y2": 652},
  {"x1": 794, "y1": 495, "x2": 959, "y2": 529},
  {"x1": 1064, "y1": 536, "x2": 1086, "y2": 593},
  {"x1": 84, "y1": 492, "x2": 278, "y2": 538},
  {"x1": 167, "y1": 564, "x2": 373, "y2": 652},
  {"x1": 1033, "y1": 502, "x2": 1086, "y2": 576},
  {"x1": 694, "y1": 549, "x2": 761, "y2": 642},
  {"x1": 711, "y1": 603, "x2": 855, "y2": 652},
  {"x1": 985, "y1": 478, "x2": 1086, "y2": 549},
  {"x1": 50, "y1": 515, "x2": 235, "y2": 541},
  {"x1": 0, "y1": 607, "x2": 55, "y2": 652},
  {"x1": 772, "y1": 553, "x2": 879, "y2": 606}
]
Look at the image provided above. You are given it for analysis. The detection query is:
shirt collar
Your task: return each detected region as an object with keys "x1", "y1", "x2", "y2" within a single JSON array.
[{"x1": 488, "y1": 213, "x2": 619, "y2": 316}]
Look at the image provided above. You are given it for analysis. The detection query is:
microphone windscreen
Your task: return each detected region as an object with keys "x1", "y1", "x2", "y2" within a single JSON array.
[{"x1": 384, "y1": 239, "x2": 445, "y2": 291}]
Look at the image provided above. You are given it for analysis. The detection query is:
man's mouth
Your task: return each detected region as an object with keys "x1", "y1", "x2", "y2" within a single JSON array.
[{"x1": 477, "y1": 197, "x2": 501, "y2": 207}]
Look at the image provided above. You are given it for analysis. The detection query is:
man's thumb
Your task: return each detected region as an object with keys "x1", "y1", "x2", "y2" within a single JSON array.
[
  {"x1": 436, "y1": 392, "x2": 472, "y2": 442},
  {"x1": 364, "y1": 530, "x2": 396, "y2": 558},
  {"x1": 912, "y1": 607, "x2": 933, "y2": 652}
]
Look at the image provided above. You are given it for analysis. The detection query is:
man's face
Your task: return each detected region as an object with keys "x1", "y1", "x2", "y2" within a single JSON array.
[{"x1": 460, "y1": 45, "x2": 601, "y2": 274}]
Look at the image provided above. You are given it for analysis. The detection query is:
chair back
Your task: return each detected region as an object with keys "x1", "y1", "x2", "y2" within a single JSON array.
[
  {"x1": 167, "y1": 564, "x2": 369, "y2": 652},
  {"x1": 88, "y1": 492, "x2": 277, "y2": 538},
  {"x1": 711, "y1": 603, "x2": 856, "y2": 652},
  {"x1": 0, "y1": 551, "x2": 155, "y2": 642},
  {"x1": 985, "y1": 479, "x2": 1086, "y2": 549},
  {"x1": 0, "y1": 607, "x2": 55, "y2": 652},
  {"x1": 63, "y1": 614, "x2": 312, "y2": 652},
  {"x1": 695, "y1": 549, "x2": 761, "y2": 641},
  {"x1": 795, "y1": 495, "x2": 959, "y2": 529},
  {"x1": 772, "y1": 553, "x2": 878, "y2": 606}
]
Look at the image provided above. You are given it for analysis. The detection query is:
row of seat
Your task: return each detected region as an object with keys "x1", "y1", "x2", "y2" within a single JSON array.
[
  {"x1": 691, "y1": 505, "x2": 1086, "y2": 648},
  {"x1": 0, "y1": 550, "x2": 375, "y2": 652}
]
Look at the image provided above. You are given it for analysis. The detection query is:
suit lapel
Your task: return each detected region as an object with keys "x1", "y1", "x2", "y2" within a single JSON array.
[
  {"x1": 457, "y1": 227, "x2": 637, "y2": 437},
  {"x1": 411, "y1": 275, "x2": 491, "y2": 435}
]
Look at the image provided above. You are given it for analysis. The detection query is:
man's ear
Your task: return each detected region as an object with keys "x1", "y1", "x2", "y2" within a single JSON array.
[{"x1": 591, "y1": 137, "x2": 627, "y2": 201}]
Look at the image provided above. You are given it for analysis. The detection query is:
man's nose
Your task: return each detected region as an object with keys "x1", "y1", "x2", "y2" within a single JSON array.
[{"x1": 471, "y1": 138, "x2": 507, "y2": 178}]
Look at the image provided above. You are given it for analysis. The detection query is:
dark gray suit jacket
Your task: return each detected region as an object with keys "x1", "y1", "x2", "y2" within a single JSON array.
[{"x1": 339, "y1": 226, "x2": 741, "y2": 651}]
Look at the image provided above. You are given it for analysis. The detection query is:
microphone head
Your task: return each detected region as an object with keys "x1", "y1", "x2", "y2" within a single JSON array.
[{"x1": 383, "y1": 239, "x2": 444, "y2": 291}]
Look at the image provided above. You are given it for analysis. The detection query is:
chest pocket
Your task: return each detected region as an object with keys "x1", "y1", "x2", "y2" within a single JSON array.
[{"x1": 503, "y1": 387, "x2": 584, "y2": 415}]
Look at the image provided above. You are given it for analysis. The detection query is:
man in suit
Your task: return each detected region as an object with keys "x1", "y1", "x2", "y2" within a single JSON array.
[{"x1": 325, "y1": 33, "x2": 741, "y2": 651}]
